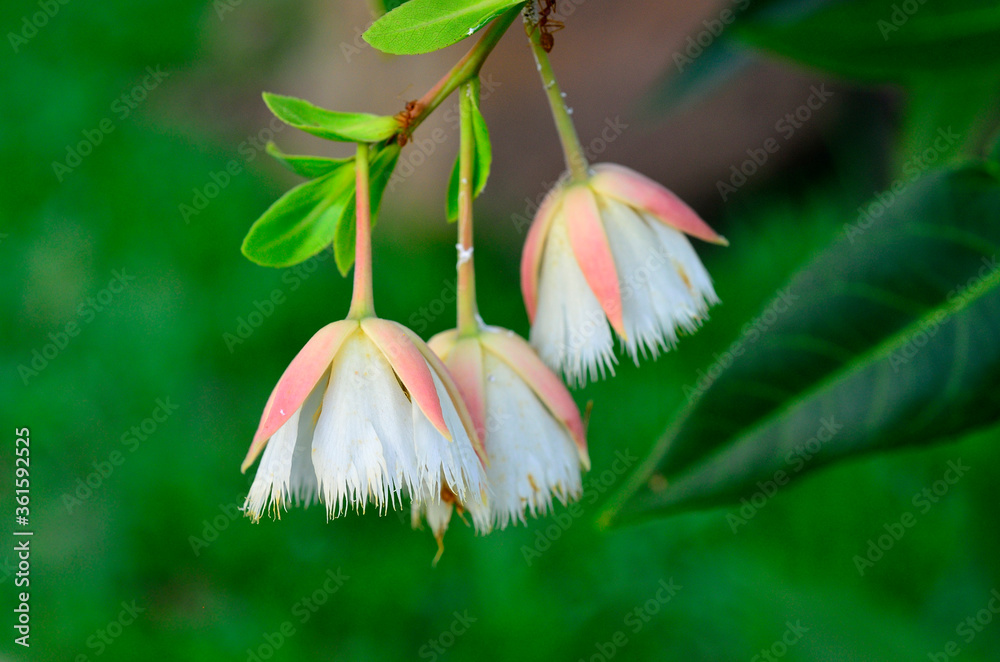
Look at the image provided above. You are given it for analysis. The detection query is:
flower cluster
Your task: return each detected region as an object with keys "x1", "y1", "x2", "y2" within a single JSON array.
[{"x1": 238, "y1": 3, "x2": 726, "y2": 561}]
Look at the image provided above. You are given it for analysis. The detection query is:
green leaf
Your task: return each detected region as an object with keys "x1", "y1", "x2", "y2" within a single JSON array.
[
  {"x1": 601, "y1": 163, "x2": 1000, "y2": 526},
  {"x1": 263, "y1": 93, "x2": 399, "y2": 142},
  {"x1": 734, "y1": 0, "x2": 1000, "y2": 81},
  {"x1": 266, "y1": 142, "x2": 353, "y2": 178},
  {"x1": 897, "y1": 77, "x2": 1000, "y2": 174},
  {"x1": 241, "y1": 164, "x2": 357, "y2": 268},
  {"x1": 446, "y1": 80, "x2": 491, "y2": 222},
  {"x1": 363, "y1": 0, "x2": 524, "y2": 55},
  {"x1": 333, "y1": 143, "x2": 402, "y2": 276}
]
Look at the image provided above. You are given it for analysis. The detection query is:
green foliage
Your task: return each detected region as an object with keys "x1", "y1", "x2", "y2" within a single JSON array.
[
  {"x1": 734, "y1": 0, "x2": 1000, "y2": 81},
  {"x1": 241, "y1": 162, "x2": 357, "y2": 268},
  {"x1": 446, "y1": 79, "x2": 492, "y2": 221},
  {"x1": 604, "y1": 163, "x2": 1000, "y2": 525},
  {"x1": 363, "y1": 0, "x2": 526, "y2": 55},
  {"x1": 333, "y1": 143, "x2": 402, "y2": 275},
  {"x1": 266, "y1": 142, "x2": 353, "y2": 178},
  {"x1": 262, "y1": 92, "x2": 399, "y2": 142}
]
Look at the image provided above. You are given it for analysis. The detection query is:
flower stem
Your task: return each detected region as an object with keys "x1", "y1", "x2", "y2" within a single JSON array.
[
  {"x1": 456, "y1": 81, "x2": 479, "y2": 337},
  {"x1": 402, "y1": 6, "x2": 521, "y2": 138},
  {"x1": 348, "y1": 142, "x2": 375, "y2": 319},
  {"x1": 524, "y1": 15, "x2": 590, "y2": 182}
]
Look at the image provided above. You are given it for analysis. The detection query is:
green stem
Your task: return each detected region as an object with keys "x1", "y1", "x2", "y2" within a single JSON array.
[
  {"x1": 456, "y1": 81, "x2": 480, "y2": 337},
  {"x1": 524, "y1": 15, "x2": 590, "y2": 182},
  {"x1": 348, "y1": 143, "x2": 375, "y2": 319},
  {"x1": 403, "y1": 5, "x2": 521, "y2": 137}
]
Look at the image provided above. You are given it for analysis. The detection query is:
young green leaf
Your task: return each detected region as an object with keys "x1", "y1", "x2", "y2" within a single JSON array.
[
  {"x1": 446, "y1": 80, "x2": 491, "y2": 221},
  {"x1": 263, "y1": 93, "x2": 399, "y2": 142},
  {"x1": 333, "y1": 143, "x2": 402, "y2": 276},
  {"x1": 600, "y1": 163, "x2": 1000, "y2": 527},
  {"x1": 363, "y1": 0, "x2": 525, "y2": 55},
  {"x1": 241, "y1": 163, "x2": 356, "y2": 268},
  {"x1": 266, "y1": 142, "x2": 354, "y2": 179}
]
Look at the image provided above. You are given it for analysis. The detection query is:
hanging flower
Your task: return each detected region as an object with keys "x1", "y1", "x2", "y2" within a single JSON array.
[
  {"x1": 521, "y1": 163, "x2": 728, "y2": 386},
  {"x1": 241, "y1": 317, "x2": 489, "y2": 533},
  {"x1": 429, "y1": 326, "x2": 589, "y2": 529}
]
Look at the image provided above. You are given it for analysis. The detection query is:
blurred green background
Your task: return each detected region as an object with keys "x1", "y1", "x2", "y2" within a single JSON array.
[{"x1": 3, "y1": 0, "x2": 1000, "y2": 660}]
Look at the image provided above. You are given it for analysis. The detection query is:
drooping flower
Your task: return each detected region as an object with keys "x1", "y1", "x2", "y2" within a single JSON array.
[
  {"x1": 521, "y1": 163, "x2": 728, "y2": 386},
  {"x1": 429, "y1": 326, "x2": 589, "y2": 529},
  {"x1": 241, "y1": 317, "x2": 489, "y2": 535}
]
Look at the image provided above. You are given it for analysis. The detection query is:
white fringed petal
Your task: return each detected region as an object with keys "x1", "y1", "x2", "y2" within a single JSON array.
[
  {"x1": 602, "y1": 200, "x2": 719, "y2": 362},
  {"x1": 530, "y1": 215, "x2": 617, "y2": 387},
  {"x1": 481, "y1": 351, "x2": 583, "y2": 529},
  {"x1": 312, "y1": 332, "x2": 410, "y2": 517},
  {"x1": 244, "y1": 378, "x2": 324, "y2": 521}
]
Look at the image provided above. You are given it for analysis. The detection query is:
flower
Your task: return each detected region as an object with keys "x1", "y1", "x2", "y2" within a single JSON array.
[
  {"x1": 241, "y1": 317, "x2": 489, "y2": 535},
  {"x1": 429, "y1": 326, "x2": 589, "y2": 529},
  {"x1": 521, "y1": 163, "x2": 728, "y2": 386}
]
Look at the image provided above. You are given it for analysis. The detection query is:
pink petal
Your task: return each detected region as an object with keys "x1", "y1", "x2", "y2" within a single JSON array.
[
  {"x1": 590, "y1": 163, "x2": 728, "y2": 245},
  {"x1": 480, "y1": 330, "x2": 590, "y2": 469},
  {"x1": 442, "y1": 338, "x2": 487, "y2": 442},
  {"x1": 242, "y1": 320, "x2": 358, "y2": 472},
  {"x1": 427, "y1": 329, "x2": 459, "y2": 360},
  {"x1": 361, "y1": 318, "x2": 450, "y2": 441},
  {"x1": 401, "y1": 325, "x2": 488, "y2": 467},
  {"x1": 563, "y1": 185, "x2": 627, "y2": 338},
  {"x1": 520, "y1": 186, "x2": 564, "y2": 321}
]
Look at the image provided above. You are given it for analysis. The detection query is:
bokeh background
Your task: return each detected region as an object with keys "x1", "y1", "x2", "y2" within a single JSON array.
[{"x1": 3, "y1": 0, "x2": 1000, "y2": 660}]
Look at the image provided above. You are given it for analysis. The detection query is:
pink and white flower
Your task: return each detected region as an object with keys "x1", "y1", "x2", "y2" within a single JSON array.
[
  {"x1": 430, "y1": 326, "x2": 589, "y2": 529},
  {"x1": 241, "y1": 317, "x2": 489, "y2": 533},
  {"x1": 521, "y1": 163, "x2": 728, "y2": 386}
]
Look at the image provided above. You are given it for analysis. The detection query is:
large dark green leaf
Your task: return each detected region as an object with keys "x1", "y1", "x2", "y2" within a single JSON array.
[
  {"x1": 735, "y1": 0, "x2": 1000, "y2": 81},
  {"x1": 600, "y1": 162, "x2": 1000, "y2": 526}
]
